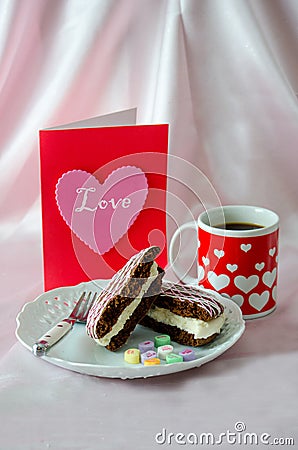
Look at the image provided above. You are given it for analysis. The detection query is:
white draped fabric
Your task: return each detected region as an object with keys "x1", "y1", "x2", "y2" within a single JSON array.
[{"x1": 1, "y1": 1, "x2": 297, "y2": 448}]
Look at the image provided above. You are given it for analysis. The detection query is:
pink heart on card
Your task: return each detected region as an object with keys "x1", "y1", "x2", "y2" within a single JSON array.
[{"x1": 56, "y1": 166, "x2": 148, "y2": 255}]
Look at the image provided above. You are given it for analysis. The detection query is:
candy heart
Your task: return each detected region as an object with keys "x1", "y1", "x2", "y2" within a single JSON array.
[
  {"x1": 207, "y1": 271, "x2": 230, "y2": 291},
  {"x1": 231, "y1": 295, "x2": 244, "y2": 308},
  {"x1": 240, "y1": 243, "x2": 252, "y2": 252},
  {"x1": 234, "y1": 275, "x2": 259, "y2": 293},
  {"x1": 214, "y1": 249, "x2": 225, "y2": 259},
  {"x1": 255, "y1": 262, "x2": 265, "y2": 271},
  {"x1": 227, "y1": 264, "x2": 238, "y2": 273},
  {"x1": 56, "y1": 166, "x2": 148, "y2": 255},
  {"x1": 262, "y1": 268, "x2": 277, "y2": 288},
  {"x1": 249, "y1": 291, "x2": 269, "y2": 311}
]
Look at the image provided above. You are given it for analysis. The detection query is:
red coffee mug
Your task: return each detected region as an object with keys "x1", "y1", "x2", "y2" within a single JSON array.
[{"x1": 169, "y1": 205, "x2": 279, "y2": 319}]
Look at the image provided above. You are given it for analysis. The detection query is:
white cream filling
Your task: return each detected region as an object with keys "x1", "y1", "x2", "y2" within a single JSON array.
[
  {"x1": 95, "y1": 262, "x2": 158, "y2": 346},
  {"x1": 147, "y1": 306, "x2": 225, "y2": 339}
]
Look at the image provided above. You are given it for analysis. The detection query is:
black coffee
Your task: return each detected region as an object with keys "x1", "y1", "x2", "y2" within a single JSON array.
[{"x1": 214, "y1": 222, "x2": 264, "y2": 231}]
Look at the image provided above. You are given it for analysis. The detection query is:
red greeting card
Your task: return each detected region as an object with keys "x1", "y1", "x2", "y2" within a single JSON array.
[{"x1": 39, "y1": 109, "x2": 168, "y2": 291}]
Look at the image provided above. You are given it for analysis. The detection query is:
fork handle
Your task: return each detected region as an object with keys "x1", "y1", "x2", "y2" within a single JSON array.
[{"x1": 32, "y1": 319, "x2": 74, "y2": 357}]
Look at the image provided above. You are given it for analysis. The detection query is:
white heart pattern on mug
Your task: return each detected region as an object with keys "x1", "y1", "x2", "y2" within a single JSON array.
[
  {"x1": 231, "y1": 294, "x2": 244, "y2": 308},
  {"x1": 234, "y1": 275, "x2": 259, "y2": 293},
  {"x1": 240, "y1": 243, "x2": 252, "y2": 252},
  {"x1": 255, "y1": 262, "x2": 265, "y2": 271},
  {"x1": 269, "y1": 247, "x2": 276, "y2": 257},
  {"x1": 272, "y1": 285, "x2": 277, "y2": 301},
  {"x1": 249, "y1": 291, "x2": 270, "y2": 311},
  {"x1": 198, "y1": 265, "x2": 205, "y2": 282},
  {"x1": 202, "y1": 256, "x2": 210, "y2": 266},
  {"x1": 207, "y1": 271, "x2": 230, "y2": 291},
  {"x1": 214, "y1": 249, "x2": 225, "y2": 259},
  {"x1": 226, "y1": 264, "x2": 238, "y2": 273},
  {"x1": 262, "y1": 268, "x2": 277, "y2": 288},
  {"x1": 219, "y1": 293, "x2": 231, "y2": 298}
]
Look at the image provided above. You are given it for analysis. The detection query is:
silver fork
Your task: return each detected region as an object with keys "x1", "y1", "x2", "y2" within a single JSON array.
[{"x1": 32, "y1": 291, "x2": 98, "y2": 357}]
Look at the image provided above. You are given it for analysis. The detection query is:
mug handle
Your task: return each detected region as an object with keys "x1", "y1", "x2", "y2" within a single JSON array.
[{"x1": 169, "y1": 221, "x2": 198, "y2": 285}]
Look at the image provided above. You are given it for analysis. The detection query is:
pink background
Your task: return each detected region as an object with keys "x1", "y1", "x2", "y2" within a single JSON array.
[{"x1": 1, "y1": 1, "x2": 297, "y2": 448}]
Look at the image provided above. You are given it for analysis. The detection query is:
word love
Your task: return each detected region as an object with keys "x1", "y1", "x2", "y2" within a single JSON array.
[
  {"x1": 75, "y1": 187, "x2": 131, "y2": 212},
  {"x1": 56, "y1": 166, "x2": 148, "y2": 255}
]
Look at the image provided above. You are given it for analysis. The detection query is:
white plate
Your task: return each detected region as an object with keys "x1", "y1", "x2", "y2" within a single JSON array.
[{"x1": 15, "y1": 279, "x2": 245, "y2": 379}]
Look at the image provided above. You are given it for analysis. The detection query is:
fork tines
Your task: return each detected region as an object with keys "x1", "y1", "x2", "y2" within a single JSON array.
[{"x1": 73, "y1": 291, "x2": 98, "y2": 323}]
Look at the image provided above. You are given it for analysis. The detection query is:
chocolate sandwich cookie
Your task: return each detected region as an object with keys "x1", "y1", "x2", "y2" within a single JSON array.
[
  {"x1": 140, "y1": 281, "x2": 225, "y2": 347},
  {"x1": 86, "y1": 246, "x2": 164, "y2": 351}
]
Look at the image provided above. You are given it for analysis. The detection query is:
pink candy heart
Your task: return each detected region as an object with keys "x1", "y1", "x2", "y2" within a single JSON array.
[{"x1": 56, "y1": 166, "x2": 148, "y2": 254}]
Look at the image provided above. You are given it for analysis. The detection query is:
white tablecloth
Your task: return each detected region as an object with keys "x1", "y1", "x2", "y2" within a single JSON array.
[{"x1": 1, "y1": 234, "x2": 297, "y2": 448}]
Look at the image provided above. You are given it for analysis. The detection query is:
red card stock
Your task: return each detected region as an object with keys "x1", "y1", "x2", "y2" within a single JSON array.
[{"x1": 39, "y1": 109, "x2": 168, "y2": 290}]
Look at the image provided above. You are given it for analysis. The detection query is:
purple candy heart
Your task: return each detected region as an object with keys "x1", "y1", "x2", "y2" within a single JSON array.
[
  {"x1": 141, "y1": 350, "x2": 157, "y2": 364},
  {"x1": 179, "y1": 348, "x2": 196, "y2": 362}
]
